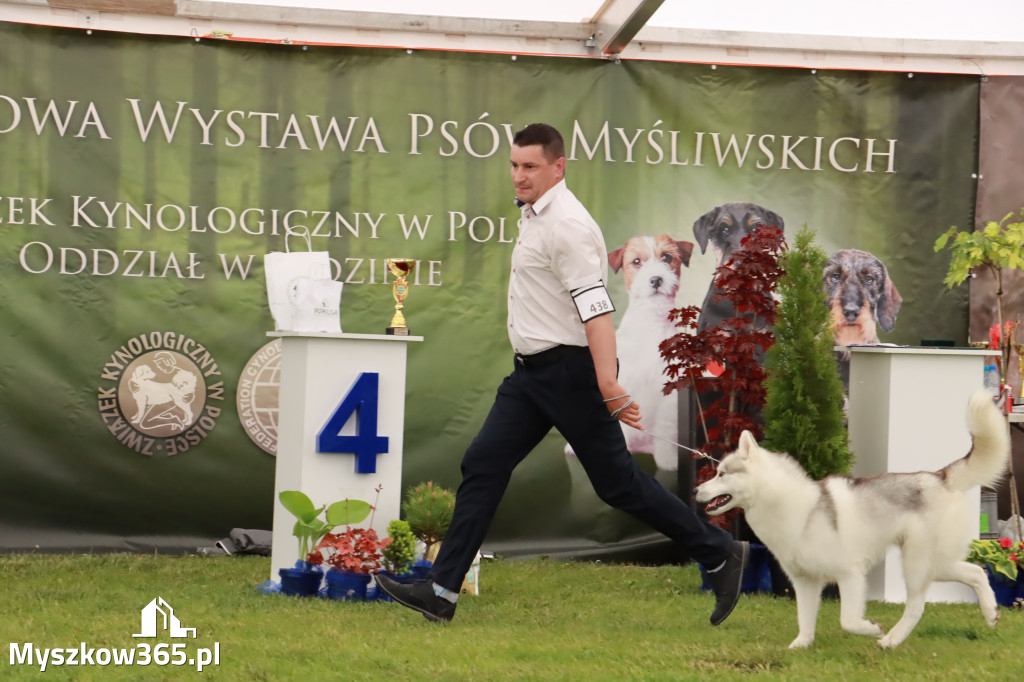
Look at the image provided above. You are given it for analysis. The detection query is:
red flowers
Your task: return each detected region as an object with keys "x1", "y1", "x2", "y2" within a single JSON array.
[{"x1": 307, "y1": 526, "x2": 391, "y2": 574}]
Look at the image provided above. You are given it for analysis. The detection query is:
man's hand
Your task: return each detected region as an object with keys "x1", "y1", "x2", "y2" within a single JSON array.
[
  {"x1": 584, "y1": 313, "x2": 644, "y2": 430},
  {"x1": 602, "y1": 386, "x2": 643, "y2": 430}
]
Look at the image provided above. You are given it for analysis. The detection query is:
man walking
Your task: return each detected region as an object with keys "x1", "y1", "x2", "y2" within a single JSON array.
[{"x1": 378, "y1": 123, "x2": 747, "y2": 625}]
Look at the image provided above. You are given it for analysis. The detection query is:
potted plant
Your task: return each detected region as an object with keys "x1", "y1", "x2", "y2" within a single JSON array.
[
  {"x1": 759, "y1": 227, "x2": 852, "y2": 597},
  {"x1": 935, "y1": 213, "x2": 1024, "y2": 544},
  {"x1": 277, "y1": 489, "x2": 371, "y2": 597},
  {"x1": 311, "y1": 525, "x2": 387, "y2": 601},
  {"x1": 374, "y1": 519, "x2": 419, "y2": 601},
  {"x1": 662, "y1": 224, "x2": 785, "y2": 535},
  {"x1": 381, "y1": 519, "x2": 417, "y2": 576},
  {"x1": 402, "y1": 481, "x2": 455, "y2": 563},
  {"x1": 966, "y1": 537, "x2": 1024, "y2": 608},
  {"x1": 761, "y1": 227, "x2": 853, "y2": 479}
]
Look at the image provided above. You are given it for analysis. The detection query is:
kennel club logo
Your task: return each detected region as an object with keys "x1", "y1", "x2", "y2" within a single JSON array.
[
  {"x1": 236, "y1": 339, "x2": 280, "y2": 456},
  {"x1": 97, "y1": 332, "x2": 224, "y2": 456}
]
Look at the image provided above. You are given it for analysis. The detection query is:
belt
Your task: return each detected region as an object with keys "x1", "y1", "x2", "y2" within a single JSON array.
[{"x1": 514, "y1": 345, "x2": 588, "y2": 368}]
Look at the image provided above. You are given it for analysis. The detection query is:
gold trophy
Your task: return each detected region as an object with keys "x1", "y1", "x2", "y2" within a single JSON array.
[{"x1": 385, "y1": 258, "x2": 417, "y2": 335}]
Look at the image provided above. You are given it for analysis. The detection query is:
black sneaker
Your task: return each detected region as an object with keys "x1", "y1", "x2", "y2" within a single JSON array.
[
  {"x1": 376, "y1": 575, "x2": 457, "y2": 623},
  {"x1": 708, "y1": 540, "x2": 748, "y2": 626}
]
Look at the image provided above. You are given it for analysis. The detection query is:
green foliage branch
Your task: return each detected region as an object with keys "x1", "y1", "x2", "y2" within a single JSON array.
[
  {"x1": 761, "y1": 227, "x2": 852, "y2": 479},
  {"x1": 402, "y1": 481, "x2": 455, "y2": 556},
  {"x1": 278, "y1": 490, "x2": 371, "y2": 561},
  {"x1": 935, "y1": 211, "x2": 1024, "y2": 544},
  {"x1": 382, "y1": 519, "x2": 418, "y2": 575}
]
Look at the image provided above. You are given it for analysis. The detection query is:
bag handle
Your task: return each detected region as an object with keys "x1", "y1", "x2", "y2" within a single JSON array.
[{"x1": 284, "y1": 226, "x2": 313, "y2": 253}]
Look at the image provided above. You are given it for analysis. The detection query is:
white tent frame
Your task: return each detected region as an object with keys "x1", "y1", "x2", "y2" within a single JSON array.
[{"x1": 3, "y1": 0, "x2": 1024, "y2": 75}]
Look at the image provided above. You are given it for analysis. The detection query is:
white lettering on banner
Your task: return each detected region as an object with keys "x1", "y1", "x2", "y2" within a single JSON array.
[
  {"x1": 125, "y1": 99, "x2": 388, "y2": 151},
  {"x1": 447, "y1": 212, "x2": 514, "y2": 243},
  {"x1": 569, "y1": 120, "x2": 898, "y2": 173},
  {"x1": 0, "y1": 196, "x2": 54, "y2": 225},
  {"x1": 0, "y1": 94, "x2": 901, "y2": 172},
  {"x1": 0, "y1": 97, "x2": 113, "y2": 139},
  {"x1": 334, "y1": 258, "x2": 444, "y2": 287},
  {"x1": 68, "y1": 195, "x2": 386, "y2": 238},
  {"x1": 19, "y1": 242, "x2": 205, "y2": 279},
  {"x1": 408, "y1": 112, "x2": 516, "y2": 157}
]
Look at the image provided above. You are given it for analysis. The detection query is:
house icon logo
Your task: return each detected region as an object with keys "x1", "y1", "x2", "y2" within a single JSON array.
[{"x1": 133, "y1": 597, "x2": 197, "y2": 638}]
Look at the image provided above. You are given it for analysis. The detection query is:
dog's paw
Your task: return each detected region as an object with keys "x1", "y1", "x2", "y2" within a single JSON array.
[
  {"x1": 844, "y1": 621, "x2": 885, "y2": 638},
  {"x1": 984, "y1": 608, "x2": 999, "y2": 629},
  {"x1": 877, "y1": 632, "x2": 903, "y2": 649},
  {"x1": 563, "y1": 443, "x2": 577, "y2": 458},
  {"x1": 787, "y1": 636, "x2": 814, "y2": 649},
  {"x1": 864, "y1": 621, "x2": 885, "y2": 638}
]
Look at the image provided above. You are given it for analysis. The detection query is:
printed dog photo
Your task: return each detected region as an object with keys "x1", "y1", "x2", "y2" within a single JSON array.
[
  {"x1": 823, "y1": 249, "x2": 903, "y2": 392},
  {"x1": 607, "y1": 235, "x2": 695, "y2": 471},
  {"x1": 564, "y1": 234, "x2": 694, "y2": 471},
  {"x1": 692, "y1": 202, "x2": 785, "y2": 332},
  {"x1": 824, "y1": 249, "x2": 902, "y2": 346}
]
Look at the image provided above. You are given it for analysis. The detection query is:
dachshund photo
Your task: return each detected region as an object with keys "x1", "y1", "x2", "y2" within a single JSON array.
[
  {"x1": 692, "y1": 202, "x2": 785, "y2": 332},
  {"x1": 823, "y1": 249, "x2": 903, "y2": 346},
  {"x1": 823, "y1": 248, "x2": 903, "y2": 392}
]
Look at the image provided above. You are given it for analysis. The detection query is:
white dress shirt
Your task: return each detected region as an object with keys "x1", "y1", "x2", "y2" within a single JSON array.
[{"x1": 507, "y1": 179, "x2": 609, "y2": 355}]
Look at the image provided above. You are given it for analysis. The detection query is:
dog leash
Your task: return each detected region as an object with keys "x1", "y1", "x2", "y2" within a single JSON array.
[{"x1": 627, "y1": 425, "x2": 720, "y2": 463}]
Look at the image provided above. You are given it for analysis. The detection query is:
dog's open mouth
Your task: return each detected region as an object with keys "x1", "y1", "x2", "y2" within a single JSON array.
[{"x1": 704, "y1": 495, "x2": 732, "y2": 514}]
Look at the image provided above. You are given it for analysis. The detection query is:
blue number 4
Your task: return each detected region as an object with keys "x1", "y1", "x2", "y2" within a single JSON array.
[{"x1": 317, "y1": 372, "x2": 390, "y2": 473}]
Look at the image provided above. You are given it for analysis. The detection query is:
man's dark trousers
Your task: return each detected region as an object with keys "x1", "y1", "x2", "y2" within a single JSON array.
[{"x1": 429, "y1": 346, "x2": 735, "y2": 592}]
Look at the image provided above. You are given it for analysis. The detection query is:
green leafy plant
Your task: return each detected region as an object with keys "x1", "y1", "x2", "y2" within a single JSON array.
[
  {"x1": 935, "y1": 211, "x2": 1024, "y2": 543},
  {"x1": 662, "y1": 225, "x2": 785, "y2": 531},
  {"x1": 967, "y1": 537, "x2": 1023, "y2": 580},
  {"x1": 761, "y1": 227, "x2": 852, "y2": 479},
  {"x1": 381, "y1": 519, "x2": 418, "y2": 575},
  {"x1": 402, "y1": 481, "x2": 455, "y2": 559},
  {"x1": 278, "y1": 490, "x2": 371, "y2": 563}
]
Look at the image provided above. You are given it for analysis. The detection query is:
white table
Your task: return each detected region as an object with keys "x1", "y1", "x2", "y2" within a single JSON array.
[
  {"x1": 843, "y1": 345, "x2": 990, "y2": 603},
  {"x1": 267, "y1": 332, "x2": 422, "y2": 579}
]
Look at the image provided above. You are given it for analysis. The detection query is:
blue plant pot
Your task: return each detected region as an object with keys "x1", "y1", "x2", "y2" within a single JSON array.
[
  {"x1": 324, "y1": 569, "x2": 372, "y2": 601},
  {"x1": 986, "y1": 566, "x2": 1020, "y2": 608},
  {"x1": 279, "y1": 564, "x2": 323, "y2": 597}
]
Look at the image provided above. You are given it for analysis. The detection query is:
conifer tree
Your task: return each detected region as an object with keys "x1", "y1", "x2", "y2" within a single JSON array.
[{"x1": 761, "y1": 227, "x2": 852, "y2": 479}]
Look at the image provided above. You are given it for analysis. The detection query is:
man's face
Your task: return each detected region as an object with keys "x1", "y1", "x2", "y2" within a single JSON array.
[{"x1": 510, "y1": 144, "x2": 565, "y2": 207}]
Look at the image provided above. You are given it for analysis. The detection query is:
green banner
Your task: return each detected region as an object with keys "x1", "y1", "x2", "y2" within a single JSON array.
[{"x1": 0, "y1": 22, "x2": 978, "y2": 555}]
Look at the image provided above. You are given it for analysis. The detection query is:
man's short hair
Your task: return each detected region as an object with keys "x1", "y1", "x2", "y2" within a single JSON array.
[{"x1": 512, "y1": 123, "x2": 565, "y2": 162}]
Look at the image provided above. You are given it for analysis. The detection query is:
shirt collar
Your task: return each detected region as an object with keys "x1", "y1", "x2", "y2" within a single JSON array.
[{"x1": 513, "y1": 179, "x2": 566, "y2": 216}]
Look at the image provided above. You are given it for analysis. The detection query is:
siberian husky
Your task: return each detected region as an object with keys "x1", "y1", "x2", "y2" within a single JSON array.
[{"x1": 695, "y1": 389, "x2": 1009, "y2": 649}]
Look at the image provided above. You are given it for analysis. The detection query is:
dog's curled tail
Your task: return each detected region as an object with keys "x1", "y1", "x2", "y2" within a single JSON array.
[{"x1": 944, "y1": 389, "x2": 1010, "y2": 492}]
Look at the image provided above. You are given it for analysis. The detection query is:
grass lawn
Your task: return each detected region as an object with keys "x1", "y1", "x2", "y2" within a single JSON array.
[{"x1": 1, "y1": 553, "x2": 1020, "y2": 681}]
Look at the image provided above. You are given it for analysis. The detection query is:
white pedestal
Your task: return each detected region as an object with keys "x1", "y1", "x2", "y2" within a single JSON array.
[
  {"x1": 844, "y1": 346, "x2": 989, "y2": 603},
  {"x1": 268, "y1": 332, "x2": 422, "y2": 579}
]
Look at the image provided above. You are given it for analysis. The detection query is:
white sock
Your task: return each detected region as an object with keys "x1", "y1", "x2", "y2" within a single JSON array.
[
  {"x1": 706, "y1": 560, "x2": 726, "y2": 573},
  {"x1": 433, "y1": 582, "x2": 459, "y2": 603}
]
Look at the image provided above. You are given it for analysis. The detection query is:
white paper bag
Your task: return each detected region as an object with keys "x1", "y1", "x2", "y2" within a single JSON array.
[
  {"x1": 264, "y1": 229, "x2": 336, "y2": 331},
  {"x1": 291, "y1": 278, "x2": 343, "y2": 333}
]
